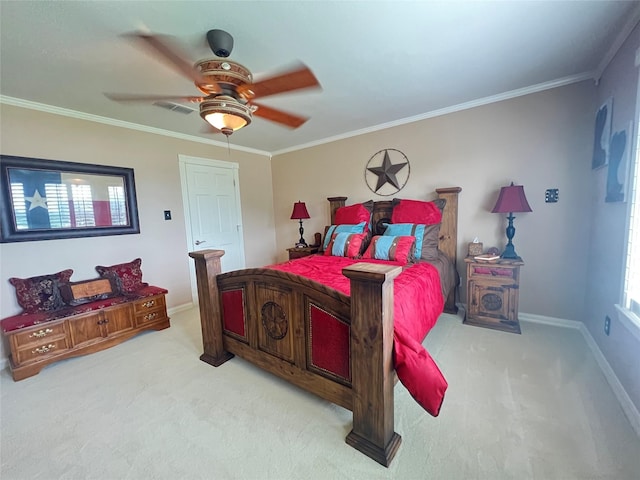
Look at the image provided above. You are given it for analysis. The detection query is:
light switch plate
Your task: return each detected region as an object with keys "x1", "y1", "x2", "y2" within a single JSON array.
[
  {"x1": 164, "y1": 210, "x2": 172, "y2": 220},
  {"x1": 545, "y1": 189, "x2": 559, "y2": 203}
]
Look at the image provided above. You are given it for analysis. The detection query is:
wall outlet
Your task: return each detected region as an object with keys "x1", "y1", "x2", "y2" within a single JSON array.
[{"x1": 604, "y1": 315, "x2": 611, "y2": 336}]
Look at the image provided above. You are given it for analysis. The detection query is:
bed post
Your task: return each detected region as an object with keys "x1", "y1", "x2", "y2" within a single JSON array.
[
  {"x1": 327, "y1": 196, "x2": 347, "y2": 224},
  {"x1": 436, "y1": 187, "x2": 462, "y2": 314},
  {"x1": 188, "y1": 249, "x2": 234, "y2": 366},
  {"x1": 342, "y1": 262, "x2": 402, "y2": 467}
]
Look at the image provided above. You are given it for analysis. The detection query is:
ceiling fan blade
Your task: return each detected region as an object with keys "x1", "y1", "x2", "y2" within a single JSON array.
[
  {"x1": 105, "y1": 93, "x2": 204, "y2": 103},
  {"x1": 123, "y1": 32, "x2": 221, "y2": 93},
  {"x1": 252, "y1": 102, "x2": 309, "y2": 128},
  {"x1": 237, "y1": 64, "x2": 320, "y2": 100}
]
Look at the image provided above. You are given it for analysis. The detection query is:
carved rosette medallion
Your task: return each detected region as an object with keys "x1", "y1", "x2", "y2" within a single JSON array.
[
  {"x1": 481, "y1": 293, "x2": 502, "y2": 311},
  {"x1": 261, "y1": 301, "x2": 288, "y2": 339}
]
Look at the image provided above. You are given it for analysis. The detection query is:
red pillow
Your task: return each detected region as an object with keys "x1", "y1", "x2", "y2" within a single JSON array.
[
  {"x1": 391, "y1": 199, "x2": 443, "y2": 225},
  {"x1": 95, "y1": 258, "x2": 147, "y2": 293},
  {"x1": 334, "y1": 201, "x2": 372, "y2": 226},
  {"x1": 362, "y1": 235, "x2": 416, "y2": 264},
  {"x1": 324, "y1": 232, "x2": 366, "y2": 258},
  {"x1": 9, "y1": 269, "x2": 74, "y2": 313}
]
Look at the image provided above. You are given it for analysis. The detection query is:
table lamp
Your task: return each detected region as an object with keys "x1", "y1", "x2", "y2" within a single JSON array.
[
  {"x1": 491, "y1": 183, "x2": 532, "y2": 259},
  {"x1": 290, "y1": 201, "x2": 310, "y2": 247}
]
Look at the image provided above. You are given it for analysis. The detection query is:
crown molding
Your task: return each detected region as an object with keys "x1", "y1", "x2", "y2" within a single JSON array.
[
  {"x1": 272, "y1": 72, "x2": 593, "y2": 156},
  {"x1": 0, "y1": 95, "x2": 271, "y2": 157},
  {"x1": 0, "y1": 69, "x2": 595, "y2": 159}
]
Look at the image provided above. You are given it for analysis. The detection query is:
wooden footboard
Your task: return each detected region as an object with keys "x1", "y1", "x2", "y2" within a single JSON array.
[{"x1": 189, "y1": 249, "x2": 402, "y2": 466}]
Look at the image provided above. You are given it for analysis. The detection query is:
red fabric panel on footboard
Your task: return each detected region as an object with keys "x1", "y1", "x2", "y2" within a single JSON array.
[
  {"x1": 221, "y1": 289, "x2": 245, "y2": 337},
  {"x1": 309, "y1": 304, "x2": 350, "y2": 382}
]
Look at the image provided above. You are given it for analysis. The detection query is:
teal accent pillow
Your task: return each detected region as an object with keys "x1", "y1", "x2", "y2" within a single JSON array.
[
  {"x1": 383, "y1": 223, "x2": 426, "y2": 258},
  {"x1": 322, "y1": 222, "x2": 366, "y2": 251}
]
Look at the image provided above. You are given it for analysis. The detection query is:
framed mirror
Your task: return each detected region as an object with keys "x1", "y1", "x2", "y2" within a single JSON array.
[{"x1": 0, "y1": 155, "x2": 140, "y2": 242}]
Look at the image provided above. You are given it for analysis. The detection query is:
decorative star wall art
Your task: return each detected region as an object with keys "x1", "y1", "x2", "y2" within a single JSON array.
[{"x1": 364, "y1": 149, "x2": 410, "y2": 196}]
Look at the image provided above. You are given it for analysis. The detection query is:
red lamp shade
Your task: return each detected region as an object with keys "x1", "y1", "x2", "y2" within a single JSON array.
[
  {"x1": 491, "y1": 182, "x2": 531, "y2": 260},
  {"x1": 290, "y1": 202, "x2": 310, "y2": 220},
  {"x1": 491, "y1": 183, "x2": 532, "y2": 214}
]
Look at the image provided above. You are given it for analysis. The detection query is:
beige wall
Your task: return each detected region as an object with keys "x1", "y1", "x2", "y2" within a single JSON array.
[
  {"x1": 0, "y1": 104, "x2": 277, "y2": 359},
  {"x1": 272, "y1": 81, "x2": 595, "y2": 321},
  {"x1": 586, "y1": 24, "x2": 640, "y2": 413}
]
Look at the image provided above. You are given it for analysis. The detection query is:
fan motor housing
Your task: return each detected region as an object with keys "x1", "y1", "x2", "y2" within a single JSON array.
[{"x1": 195, "y1": 59, "x2": 252, "y2": 97}]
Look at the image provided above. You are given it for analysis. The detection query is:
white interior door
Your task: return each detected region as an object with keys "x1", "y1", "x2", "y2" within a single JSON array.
[{"x1": 179, "y1": 155, "x2": 245, "y2": 304}]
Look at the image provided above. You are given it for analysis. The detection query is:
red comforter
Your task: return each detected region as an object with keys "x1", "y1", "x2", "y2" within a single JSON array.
[{"x1": 268, "y1": 255, "x2": 448, "y2": 416}]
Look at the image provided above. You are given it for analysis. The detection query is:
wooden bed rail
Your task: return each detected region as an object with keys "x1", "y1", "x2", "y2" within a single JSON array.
[{"x1": 189, "y1": 249, "x2": 404, "y2": 466}]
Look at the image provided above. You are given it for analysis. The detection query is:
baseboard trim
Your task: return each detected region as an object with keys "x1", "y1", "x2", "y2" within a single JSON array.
[
  {"x1": 167, "y1": 302, "x2": 194, "y2": 316},
  {"x1": 519, "y1": 312, "x2": 640, "y2": 438}
]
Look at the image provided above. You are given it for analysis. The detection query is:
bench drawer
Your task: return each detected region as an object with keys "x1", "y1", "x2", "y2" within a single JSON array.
[
  {"x1": 133, "y1": 295, "x2": 166, "y2": 314},
  {"x1": 11, "y1": 322, "x2": 67, "y2": 348},
  {"x1": 14, "y1": 337, "x2": 71, "y2": 364}
]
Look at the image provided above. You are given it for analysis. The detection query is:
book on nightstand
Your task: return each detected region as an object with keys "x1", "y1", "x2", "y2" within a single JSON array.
[{"x1": 473, "y1": 254, "x2": 500, "y2": 262}]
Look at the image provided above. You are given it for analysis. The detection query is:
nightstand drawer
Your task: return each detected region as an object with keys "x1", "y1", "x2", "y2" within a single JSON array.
[{"x1": 469, "y1": 264, "x2": 518, "y2": 281}]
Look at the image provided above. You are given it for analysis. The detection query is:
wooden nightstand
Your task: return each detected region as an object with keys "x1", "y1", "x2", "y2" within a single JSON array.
[
  {"x1": 464, "y1": 256, "x2": 523, "y2": 334},
  {"x1": 287, "y1": 246, "x2": 319, "y2": 260}
]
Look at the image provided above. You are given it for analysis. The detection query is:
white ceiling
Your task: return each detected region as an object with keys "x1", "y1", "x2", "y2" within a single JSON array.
[{"x1": 1, "y1": 1, "x2": 639, "y2": 155}]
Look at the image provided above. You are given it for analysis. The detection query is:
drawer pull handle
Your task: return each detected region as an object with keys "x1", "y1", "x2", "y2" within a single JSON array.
[
  {"x1": 143, "y1": 313, "x2": 158, "y2": 321},
  {"x1": 29, "y1": 328, "x2": 53, "y2": 338},
  {"x1": 142, "y1": 300, "x2": 156, "y2": 308},
  {"x1": 32, "y1": 344, "x2": 56, "y2": 354},
  {"x1": 97, "y1": 319, "x2": 109, "y2": 325}
]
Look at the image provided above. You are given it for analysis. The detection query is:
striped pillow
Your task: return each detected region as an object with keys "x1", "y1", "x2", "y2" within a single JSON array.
[
  {"x1": 322, "y1": 222, "x2": 367, "y2": 251},
  {"x1": 362, "y1": 235, "x2": 416, "y2": 264},
  {"x1": 324, "y1": 232, "x2": 366, "y2": 258}
]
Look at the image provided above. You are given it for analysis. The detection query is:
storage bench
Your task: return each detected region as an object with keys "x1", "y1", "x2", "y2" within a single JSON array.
[{"x1": 2, "y1": 260, "x2": 170, "y2": 380}]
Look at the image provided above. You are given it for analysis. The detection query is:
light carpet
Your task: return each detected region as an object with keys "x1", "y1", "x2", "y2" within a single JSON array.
[{"x1": 1, "y1": 308, "x2": 639, "y2": 479}]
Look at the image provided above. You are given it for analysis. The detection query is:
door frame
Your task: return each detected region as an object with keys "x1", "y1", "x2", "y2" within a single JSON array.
[{"x1": 178, "y1": 154, "x2": 246, "y2": 305}]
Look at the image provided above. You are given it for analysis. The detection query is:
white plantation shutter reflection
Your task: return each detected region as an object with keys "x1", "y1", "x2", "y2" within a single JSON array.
[
  {"x1": 108, "y1": 185, "x2": 127, "y2": 226},
  {"x1": 10, "y1": 183, "x2": 28, "y2": 229},
  {"x1": 44, "y1": 183, "x2": 71, "y2": 228},
  {"x1": 70, "y1": 184, "x2": 95, "y2": 227}
]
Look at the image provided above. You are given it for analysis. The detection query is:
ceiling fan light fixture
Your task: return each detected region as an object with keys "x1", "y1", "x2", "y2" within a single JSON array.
[{"x1": 200, "y1": 96, "x2": 252, "y2": 135}]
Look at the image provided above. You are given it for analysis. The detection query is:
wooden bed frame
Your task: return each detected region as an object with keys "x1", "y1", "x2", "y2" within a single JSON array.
[{"x1": 189, "y1": 187, "x2": 461, "y2": 467}]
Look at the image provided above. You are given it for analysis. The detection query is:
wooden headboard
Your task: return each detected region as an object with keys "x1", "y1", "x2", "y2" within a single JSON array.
[{"x1": 327, "y1": 186, "x2": 462, "y2": 312}]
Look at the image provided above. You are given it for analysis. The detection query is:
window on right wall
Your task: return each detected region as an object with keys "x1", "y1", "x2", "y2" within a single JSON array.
[{"x1": 619, "y1": 52, "x2": 640, "y2": 339}]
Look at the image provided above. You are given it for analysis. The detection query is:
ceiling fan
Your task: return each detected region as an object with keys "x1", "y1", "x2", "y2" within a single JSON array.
[{"x1": 105, "y1": 29, "x2": 321, "y2": 136}]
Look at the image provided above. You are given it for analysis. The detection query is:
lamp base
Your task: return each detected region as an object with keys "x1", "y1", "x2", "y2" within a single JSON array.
[{"x1": 500, "y1": 243, "x2": 520, "y2": 260}]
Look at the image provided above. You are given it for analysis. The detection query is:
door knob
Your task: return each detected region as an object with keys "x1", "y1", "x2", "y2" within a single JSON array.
[{"x1": 195, "y1": 240, "x2": 206, "y2": 245}]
